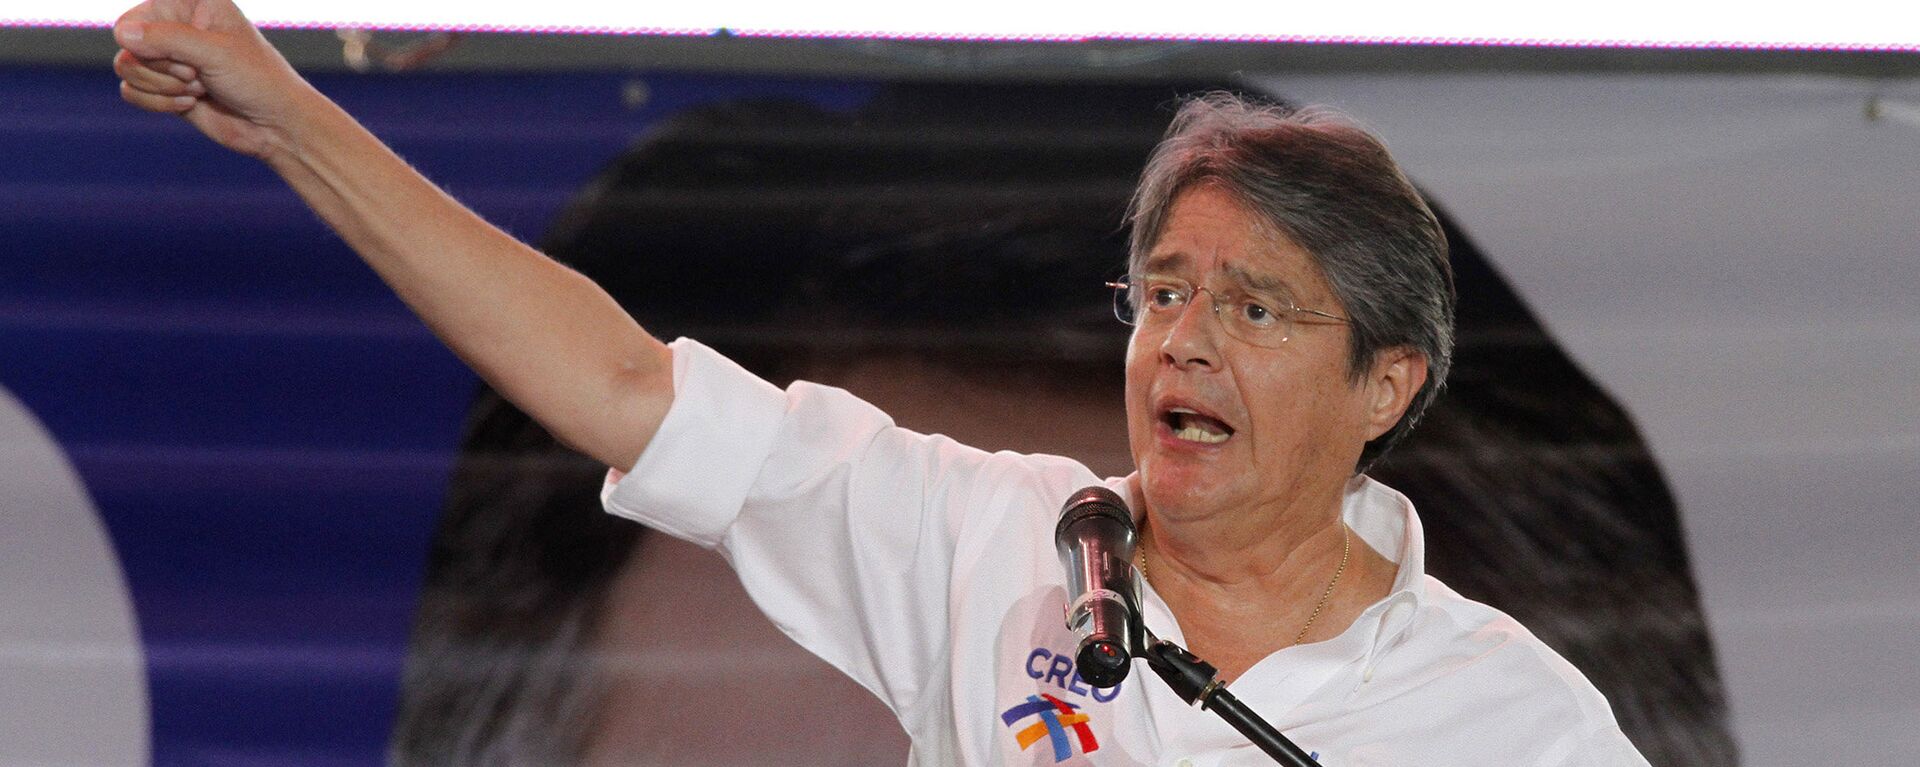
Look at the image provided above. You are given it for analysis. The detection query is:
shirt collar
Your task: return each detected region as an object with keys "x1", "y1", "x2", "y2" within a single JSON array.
[
  {"x1": 1343, "y1": 475, "x2": 1427, "y2": 673},
  {"x1": 1121, "y1": 474, "x2": 1430, "y2": 670}
]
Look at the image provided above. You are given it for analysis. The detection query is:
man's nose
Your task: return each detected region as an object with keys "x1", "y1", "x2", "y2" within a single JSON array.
[{"x1": 1158, "y1": 289, "x2": 1223, "y2": 370}]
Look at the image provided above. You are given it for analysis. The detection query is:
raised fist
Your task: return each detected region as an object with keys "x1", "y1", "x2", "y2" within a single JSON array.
[{"x1": 112, "y1": 0, "x2": 317, "y2": 159}]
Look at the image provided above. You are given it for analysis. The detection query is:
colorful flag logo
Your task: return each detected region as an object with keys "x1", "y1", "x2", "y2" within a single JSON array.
[{"x1": 1000, "y1": 693, "x2": 1099, "y2": 762}]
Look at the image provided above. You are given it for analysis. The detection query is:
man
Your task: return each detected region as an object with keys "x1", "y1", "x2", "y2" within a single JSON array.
[{"x1": 113, "y1": 1, "x2": 1650, "y2": 763}]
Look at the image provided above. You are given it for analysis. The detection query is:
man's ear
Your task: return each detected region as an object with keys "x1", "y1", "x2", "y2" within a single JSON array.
[{"x1": 1365, "y1": 346, "x2": 1428, "y2": 441}]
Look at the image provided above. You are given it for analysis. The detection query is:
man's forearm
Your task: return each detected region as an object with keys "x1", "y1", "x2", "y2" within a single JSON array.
[{"x1": 261, "y1": 89, "x2": 671, "y2": 471}]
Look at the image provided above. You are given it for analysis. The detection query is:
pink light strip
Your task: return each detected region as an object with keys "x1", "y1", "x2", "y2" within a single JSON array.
[{"x1": 6, "y1": 18, "x2": 1918, "y2": 53}]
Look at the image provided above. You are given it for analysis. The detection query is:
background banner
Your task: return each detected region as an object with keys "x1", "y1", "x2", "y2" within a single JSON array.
[{"x1": 3, "y1": 48, "x2": 1914, "y2": 766}]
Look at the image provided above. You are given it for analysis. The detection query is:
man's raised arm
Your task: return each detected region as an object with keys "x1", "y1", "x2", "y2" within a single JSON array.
[{"x1": 111, "y1": 0, "x2": 672, "y2": 471}]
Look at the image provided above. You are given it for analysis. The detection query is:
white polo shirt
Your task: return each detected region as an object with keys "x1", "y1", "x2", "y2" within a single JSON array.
[{"x1": 603, "y1": 339, "x2": 1650, "y2": 767}]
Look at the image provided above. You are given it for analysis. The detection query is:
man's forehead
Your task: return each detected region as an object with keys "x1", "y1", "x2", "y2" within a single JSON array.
[{"x1": 1139, "y1": 251, "x2": 1300, "y2": 296}]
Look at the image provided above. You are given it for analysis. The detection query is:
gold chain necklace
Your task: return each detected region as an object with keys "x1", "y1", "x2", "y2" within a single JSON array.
[{"x1": 1138, "y1": 522, "x2": 1352, "y2": 646}]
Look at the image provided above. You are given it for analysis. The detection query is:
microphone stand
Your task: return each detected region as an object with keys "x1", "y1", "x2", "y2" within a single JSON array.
[{"x1": 1138, "y1": 628, "x2": 1321, "y2": 766}]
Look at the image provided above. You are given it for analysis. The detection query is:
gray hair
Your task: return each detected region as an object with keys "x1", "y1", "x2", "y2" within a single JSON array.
[{"x1": 1126, "y1": 92, "x2": 1455, "y2": 473}]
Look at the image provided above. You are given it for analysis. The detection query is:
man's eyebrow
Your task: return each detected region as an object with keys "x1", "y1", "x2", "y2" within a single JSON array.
[
  {"x1": 1222, "y1": 263, "x2": 1296, "y2": 297},
  {"x1": 1138, "y1": 252, "x2": 1189, "y2": 275},
  {"x1": 1138, "y1": 252, "x2": 1299, "y2": 296}
]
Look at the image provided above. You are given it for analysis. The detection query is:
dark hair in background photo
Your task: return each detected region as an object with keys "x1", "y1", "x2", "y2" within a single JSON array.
[
  {"x1": 1370, "y1": 219, "x2": 1739, "y2": 764},
  {"x1": 390, "y1": 81, "x2": 1734, "y2": 765}
]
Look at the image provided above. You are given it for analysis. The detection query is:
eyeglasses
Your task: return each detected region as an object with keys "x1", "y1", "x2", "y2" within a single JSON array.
[{"x1": 1107, "y1": 276, "x2": 1349, "y2": 348}]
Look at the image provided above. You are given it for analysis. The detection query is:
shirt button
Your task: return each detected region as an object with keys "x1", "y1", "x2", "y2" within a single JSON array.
[{"x1": 1175, "y1": 759, "x2": 1195, "y2": 767}]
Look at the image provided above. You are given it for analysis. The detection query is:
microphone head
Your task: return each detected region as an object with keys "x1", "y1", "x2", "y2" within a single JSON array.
[
  {"x1": 1054, "y1": 485, "x2": 1133, "y2": 544},
  {"x1": 1054, "y1": 485, "x2": 1141, "y2": 687}
]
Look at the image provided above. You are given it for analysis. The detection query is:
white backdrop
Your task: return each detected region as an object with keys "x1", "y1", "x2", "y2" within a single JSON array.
[
  {"x1": 1245, "y1": 72, "x2": 1920, "y2": 764},
  {"x1": 0, "y1": 386, "x2": 148, "y2": 765}
]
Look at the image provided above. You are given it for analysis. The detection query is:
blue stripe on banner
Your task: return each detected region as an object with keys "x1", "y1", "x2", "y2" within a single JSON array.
[{"x1": 0, "y1": 64, "x2": 875, "y2": 764}]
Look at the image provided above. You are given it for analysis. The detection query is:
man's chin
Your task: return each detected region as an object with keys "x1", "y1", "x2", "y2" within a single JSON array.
[{"x1": 1137, "y1": 466, "x2": 1231, "y2": 518}]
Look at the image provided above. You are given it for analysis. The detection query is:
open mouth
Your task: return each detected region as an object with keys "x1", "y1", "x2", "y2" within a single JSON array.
[{"x1": 1163, "y1": 408, "x2": 1234, "y2": 445}]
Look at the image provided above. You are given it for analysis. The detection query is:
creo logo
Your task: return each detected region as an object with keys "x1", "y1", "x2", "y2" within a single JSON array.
[{"x1": 1000, "y1": 693, "x2": 1098, "y2": 763}]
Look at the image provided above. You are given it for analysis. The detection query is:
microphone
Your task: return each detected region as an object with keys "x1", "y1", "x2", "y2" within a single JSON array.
[{"x1": 1054, "y1": 486, "x2": 1141, "y2": 688}]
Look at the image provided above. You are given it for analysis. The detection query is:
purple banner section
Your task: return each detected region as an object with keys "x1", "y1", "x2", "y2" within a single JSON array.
[{"x1": 0, "y1": 63, "x2": 871, "y2": 764}]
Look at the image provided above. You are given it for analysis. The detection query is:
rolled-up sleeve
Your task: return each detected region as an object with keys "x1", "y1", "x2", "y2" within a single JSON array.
[
  {"x1": 600, "y1": 337, "x2": 1042, "y2": 721},
  {"x1": 600, "y1": 337, "x2": 789, "y2": 546}
]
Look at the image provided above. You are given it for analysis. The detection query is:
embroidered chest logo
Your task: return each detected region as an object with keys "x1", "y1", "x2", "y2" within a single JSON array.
[{"x1": 1000, "y1": 694, "x2": 1099, "y2": 762}]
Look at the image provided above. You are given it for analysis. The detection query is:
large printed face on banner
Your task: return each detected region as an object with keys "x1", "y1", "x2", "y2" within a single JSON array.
[{"x1": 385, "y1": 82, "x2": 1731, "y2": 766}]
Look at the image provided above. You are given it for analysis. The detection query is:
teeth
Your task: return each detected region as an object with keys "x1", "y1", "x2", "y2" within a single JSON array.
[
  {"x1": 1165, "y1": 407, "x2": 1230, "y2": 444},
  {"x1": 1174, "y1": 426, "x2": 1229, "y2": 444}
]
